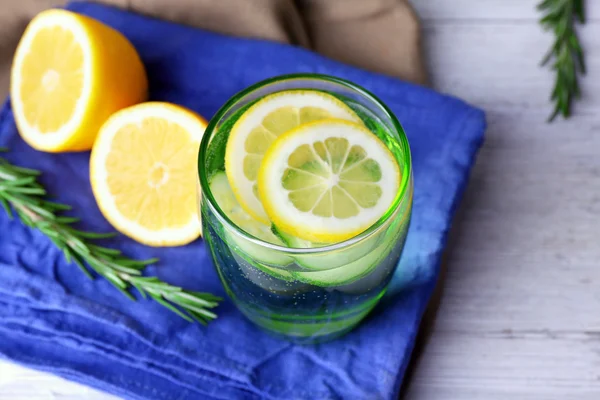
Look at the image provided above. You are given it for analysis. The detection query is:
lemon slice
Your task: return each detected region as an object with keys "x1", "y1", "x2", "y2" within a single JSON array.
[
  {"x1": 225, "y1": 90, "x2": 361, "y2": 223},
  {"x1": 209, "y1": 172, "x2": 292, "y2": 269},
  {"x1": 90, "y1": 102, "x2": 206, "y2": 247},
  {"x1": 11, "y1": 9, "x2": 147, "y2": 152},
  {"x1": 258, "y1": 119, "x2": 400, "y2": 243}
]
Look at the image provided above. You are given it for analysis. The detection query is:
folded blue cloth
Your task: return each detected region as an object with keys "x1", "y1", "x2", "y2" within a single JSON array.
[{"x1": 0, "y1": 2, "x2": 485, "y2": 399}]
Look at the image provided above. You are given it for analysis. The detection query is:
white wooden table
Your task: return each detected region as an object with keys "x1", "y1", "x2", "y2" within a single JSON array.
[{"x1": 2, "y1": 1, "x2": 600, "y2": 399}]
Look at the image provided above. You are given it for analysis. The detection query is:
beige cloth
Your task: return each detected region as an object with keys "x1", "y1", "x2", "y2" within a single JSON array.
[{"x1": 0, "y1": 0, "x2": 427, "y2": 98}]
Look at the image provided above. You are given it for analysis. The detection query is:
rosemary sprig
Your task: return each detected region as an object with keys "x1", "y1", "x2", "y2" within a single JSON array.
[
  {"x1": 0, "y1": 149, "x2": 220, "y2": 324},
  {"x1": 538, "y1": 0, "x2": 586, "y2": 121}
]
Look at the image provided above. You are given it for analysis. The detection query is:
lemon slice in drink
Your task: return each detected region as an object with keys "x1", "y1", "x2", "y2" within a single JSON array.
[
  {"x1": 225, "y1": 90, "x2": 361, "y2": 223},
  {"x1": 258, "y1": 119, "x2": 400, "y2": 243}
]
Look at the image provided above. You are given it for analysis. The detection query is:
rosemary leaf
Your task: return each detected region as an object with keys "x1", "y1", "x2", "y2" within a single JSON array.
[
  {"x1": 41, "y1": 200, "x2": 72, "y2": 211},
  {"x1": 187, "y1": 311, "x2": 209, "y2": 326},
  {"x1": 71, "y1": 252, "x2": 94, "y2": 280},
  {"x1": 538, "y1": 0, "x2": 586, "y2": 121},
  {"x1": 168, "y1": 291, "x2": 221, "y2": 308},
  {"x1": 119, "y1": 258, "x2": 159, "y2": 267},
  {"x1": 88, "y1": 244, "x2": 122, "y2": 256},
  {"x1": 11, "y1": 165, "x2": 41, "y2": 176},
  {"x1": 132, "y1": 284, "x2": 147, "y2": 299},
  {"x1": 56, "y1": 216, "x2": 80, "y2": 224},
  {"x1": 0, "y1": 198, "x2": 12, "y2": 218},
  {"x1": 68, "y1": 228, "x2": 116, "y2": 239},
  {"x1": 0, "y1": 151, "x2": 220, "y2": 323},
  {"x1": 149, "y1": 293, "x2": 194, "y2": 322}
]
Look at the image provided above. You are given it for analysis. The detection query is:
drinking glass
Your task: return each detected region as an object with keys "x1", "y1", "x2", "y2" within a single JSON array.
[{"x1": 198, "y1": 74, "x2": 413, "y2": 343}]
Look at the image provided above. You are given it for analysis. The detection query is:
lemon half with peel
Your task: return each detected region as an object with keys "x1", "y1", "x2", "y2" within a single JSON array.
[
  {"x1": 90, "y1": 102, "x2": 207, "y2": 247},
  {"x1": 225, "y1": 90, "x2": 362, "y2": 223},
  {"x1": 258, "y1": 119, "x2": 400, "y2": 243},
  {"x1": 11, "y1": 9, "x2": 147, "y2": 152}
]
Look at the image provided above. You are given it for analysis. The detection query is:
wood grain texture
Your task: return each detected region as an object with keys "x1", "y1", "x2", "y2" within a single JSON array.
[
  {"x1": 2, "y1": 1, "x2": 600, "y2": 399},
  {"x1": 405, "y1": 1, "x2": 600, "y2": 399},
  {"x1": 416, "y1": 0, "x2": 600, "y2": 20}
]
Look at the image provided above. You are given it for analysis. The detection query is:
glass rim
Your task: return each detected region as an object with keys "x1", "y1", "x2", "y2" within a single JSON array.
[{"x1": 197, "y1": 73, "x2": 412, "y2": 255}]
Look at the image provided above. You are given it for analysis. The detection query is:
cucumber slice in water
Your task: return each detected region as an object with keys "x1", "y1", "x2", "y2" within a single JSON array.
[
  {"x1": 274, "y1": 227, "x2": 382, "y2": 271},
  {"x1": 272, "y1": 227, "x2": 313, "y2": 249},
  {"x1": 291, "y1": 231, "x2": 396, "y2": 287},
  {"x1": 284, "y1": 197, "x2": 411, "y2": 287},
  {"x1": 233, "y1": 249, "x2": 294, "y2": 282},
  {"x1": 334, "y1": 214, "x2": 411, "y2": 293},
  {"x1": 209, "y1": 172, "x2": 292, "y2": 268},
  {"x1": 333, "y1": 236, "x2": 403, "y2": 294},
  {"x1": 232, "y1": 251, "x2": 312, "y2": 295}
]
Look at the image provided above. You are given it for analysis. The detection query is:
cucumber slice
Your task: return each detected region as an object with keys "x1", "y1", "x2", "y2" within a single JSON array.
[
  {"x1": 272, "y1": 228, "x2": 313, "y2": 249},
  {"x1": 292, "y1": 232, "x2": 396, "y2": 287},
  {"x1": 219, "y1": 250, "x2": 311, "y2": 297},
  {"x1": 233, "y1": 249, "x2": 295, "y2": 282},
  {"x1": 232, "y1": 251, "x2": 312, "y2": 295},
  {"x1": 333, "y1": 238, "x2": 401, "y2": 294},
  {"x1": 290, "y1": 200, "x2": 412, "y2": 288},
  {"x1": 335, "y1": 215, "x2": 411, "y2": 293},
  {"x1": 209, "y1": 172, "x2": 293, "y2": 267},
  {"x1": 227, "y1": 230, "x2": 292, "y2": 267},
  {"x1": 291, "y1": 187, "x2": 413, "y2": 287},
  {"x1": 274, "y1": 226, "x2": 381, "y2": 271}
]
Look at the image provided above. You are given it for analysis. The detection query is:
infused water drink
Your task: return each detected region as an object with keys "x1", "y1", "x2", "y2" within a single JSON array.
[{"x1": 198, "y1": 74, "x2": 412, "y2": 343}]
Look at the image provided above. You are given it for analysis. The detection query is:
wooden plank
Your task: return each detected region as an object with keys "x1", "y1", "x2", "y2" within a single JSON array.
[
  {"x1": 406, "y1": 332, "x2": 600, "y2": 400},
  {"x1": 404, "y1": 1, "x2": 600, "y2": 394},
  {"x1": 414, "y1": 0, "x2": 600, "y2": 21},
  {"x1": 0, "y1": 361, "x2": 116, "y2": 400},
  {"x1": 418, "y1": 22, "x2": 600, "y2": 114},
  {"x1": 403, "y1": 107, "x2": 600, "y2": 398},
  {"x1": 404, "y1": 13, "x2": 600, "y2": 396}
]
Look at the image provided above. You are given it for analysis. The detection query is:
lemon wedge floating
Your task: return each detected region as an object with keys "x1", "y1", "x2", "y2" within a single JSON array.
[
  {"x1": 90, "y1": 102, "x2": 207, "y2": 247},
  {"x1": 10, "y1": 9, "x2": 147, "y2": 152},
  {"x1": 258, "y1": 119, "x2": 400, "y2": 243},
  {"x1": 225, "y1": 90, "x2": 362, "y2": 223}
]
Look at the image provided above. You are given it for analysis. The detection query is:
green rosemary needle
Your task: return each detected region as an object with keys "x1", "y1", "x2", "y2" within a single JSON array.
[
  {"x1": 538, "y1": 0, "x2": 586, "y2": 121},
  {"x1": 0, "y1": 149, "x2": 220, "y2": 324}
]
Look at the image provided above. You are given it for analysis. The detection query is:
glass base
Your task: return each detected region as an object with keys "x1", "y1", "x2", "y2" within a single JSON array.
[{"x1": 235, "y1": 296, "x2": 381, "y2": 344}]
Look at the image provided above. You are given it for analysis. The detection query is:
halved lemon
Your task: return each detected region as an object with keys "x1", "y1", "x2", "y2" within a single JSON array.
[
  {"x1": 10, "y1": 9, "x2": 147, "y2": 152},
  {"x1": 225, "y1": 90, "x2": 362, "y2": 223},
  {"x1": 258, "y1": 119, "x2": 400, "y2": 243},
  {"x1": 90, "y1": 102, "x2": 207, "y2": 247}
]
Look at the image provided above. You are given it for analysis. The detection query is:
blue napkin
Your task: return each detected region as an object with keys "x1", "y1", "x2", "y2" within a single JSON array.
[{"x1": 0, "y1": 2, "x2": 485, "y2": 399}]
